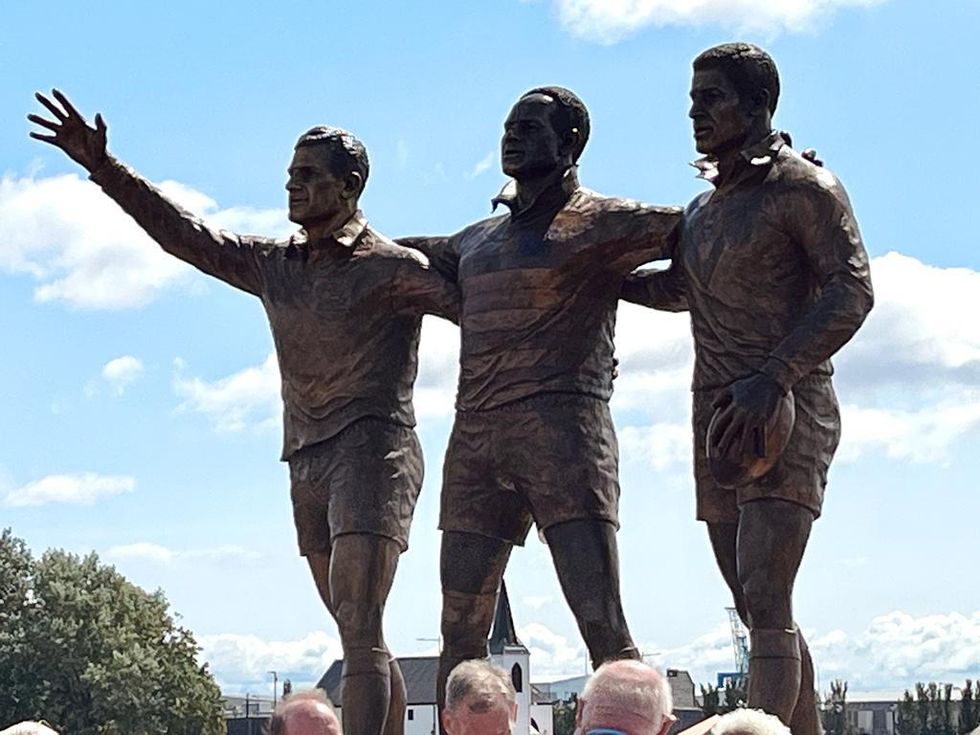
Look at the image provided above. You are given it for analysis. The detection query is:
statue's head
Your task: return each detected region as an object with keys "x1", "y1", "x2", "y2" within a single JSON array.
[
  {"x1": 286, "y1": 126, "x2": 369, "y2": 228},
  {"x1": 501, "y1": 85, "x2": 590, "y2": 179},
  {"x1": 690, "y1": 43, "x2": 779, "y2": 156}
]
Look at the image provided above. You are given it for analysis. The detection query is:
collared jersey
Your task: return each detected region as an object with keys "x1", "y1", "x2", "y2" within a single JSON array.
[
  {"x1": 676, "y1": 133, "x2": 873, "y2": 391},
  {"x1": 408, "y1": 173, "x2": 681, "y2": 412},
  {"x1": 91, "y1": 157, "x2": 459, "y2": 459}
]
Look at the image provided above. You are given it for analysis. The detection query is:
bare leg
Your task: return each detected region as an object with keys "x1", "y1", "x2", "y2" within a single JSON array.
[
  {"x1": 307, "y1": 549, "x2": 335, "y2": 617},
  {"x1": 792, "y1": 631, "x2": 823, "y2": 735},
  {"x1": 737, "y1": 498, "x2": 813, "y2": 725},
  {"x1": 326, "y1": 534, "x2": 402, "y2": 735},
  {"x1": 438, "y1": 531, "x2": 513, "y2": 715},
  {"x1": 544, "y1": 520, "x2": 639, "y2": 667},
  {"x1": 385, "y1": 657, "x2": 407, "y2": 735}
]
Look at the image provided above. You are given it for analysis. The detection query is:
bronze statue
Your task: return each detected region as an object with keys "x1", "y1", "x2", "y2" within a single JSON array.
[
  {"x1": 624, "y1": 44, "x2": 873, "y2": 733},
  {"x1": 28, "y1": 90, "x2": 459, "y2": 735},
  {"x1": 400, "y1": 86, "x2": 682, "y2": 715}
]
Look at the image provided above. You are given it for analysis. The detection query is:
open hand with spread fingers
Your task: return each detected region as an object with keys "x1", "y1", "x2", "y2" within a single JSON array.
[{"x1": 28, "y1": 89, "x2": 108, "y2": 172}]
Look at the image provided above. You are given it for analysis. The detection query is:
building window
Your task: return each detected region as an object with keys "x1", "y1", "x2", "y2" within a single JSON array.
[
  {"x1": 407, "y1": 709, "x2": 414, "y2": 721},
  {"x1": 512, "y1": 663, "x2": 523, "y2": 693}
]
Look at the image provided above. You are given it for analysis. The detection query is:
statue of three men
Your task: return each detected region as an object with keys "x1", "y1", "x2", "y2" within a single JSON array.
[{"x1": 29, "y1": 42, "x2": 872, "y2": 735}]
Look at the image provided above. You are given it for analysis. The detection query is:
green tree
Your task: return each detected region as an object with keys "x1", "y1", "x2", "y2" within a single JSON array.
[
  {"x1": 822, "y1": 679, "x2": 850, "y2": 735},
  {"x1": 700, "y1": 680, "x2": 748, "y2": 716},
  {"x1": 961, "y1": 680, "x2": 978, "y2": 735},
  {"x1": 553, "y1": 694, "x2": 577, "y2": 735},
  {"x1": 0, "y1": 528, "x2": 224, "y2": 734}
]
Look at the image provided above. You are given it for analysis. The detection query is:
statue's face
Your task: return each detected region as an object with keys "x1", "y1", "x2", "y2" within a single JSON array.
[
  {"x1": 285, "y1": 145, "x2": 348, "y2": 228},
  {"x1": 689, "y1": 67, "x2": 751, "y2": 156},
  {"x1": 501, "y1": 94, "x2": 564, "y2": 178}
]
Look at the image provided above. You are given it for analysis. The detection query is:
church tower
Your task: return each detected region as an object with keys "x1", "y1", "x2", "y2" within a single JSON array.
[{"x1": 489, "y1": 580, "x2": 531, "y2": 734}]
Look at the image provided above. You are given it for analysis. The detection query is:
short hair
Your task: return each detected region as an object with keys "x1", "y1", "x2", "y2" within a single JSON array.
[
  {"x1": 581, "y1": 660, "x2": 673, "y2": 730},
  {"x1": 710, "y1": 708, "x2": 792, "y2": 735},
  {"x1": 295, "y1": 126, "x2": 370, "y2": 186},
  {"x1": 693, "y1": 43, "x2": 780, "y2": 114},
  {"x1": 520, "y1": 85, "x2": 591, "y2": 162},
  {"x1": 0, "y1": 724, "x2": 59, "y2": 735},
  {"x1": 268, "y1": 689, "x2": 338, "y2": 735},
  {"x1": 445, "y1": 660, "x2": 517, "y2": 715}
]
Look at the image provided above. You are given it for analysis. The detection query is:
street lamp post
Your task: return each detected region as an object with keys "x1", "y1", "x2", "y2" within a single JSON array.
[{"x1": 269, "y1": 670, "x2": 279, "y2": 709}]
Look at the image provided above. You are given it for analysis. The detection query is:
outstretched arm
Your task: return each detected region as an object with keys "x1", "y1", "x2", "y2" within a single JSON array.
[
  {"x1": 390, "y1": 255, "x2": 461, "y2": 325},
  {"x1": 28, "y1": 90, "x2": 265, "y2": 295},
  {"x1": 396, "y1": 235, "x2": 460, "y2": 283},
  {"x1": 621, "y1": 265, "x2": 689, "y2": 312}
]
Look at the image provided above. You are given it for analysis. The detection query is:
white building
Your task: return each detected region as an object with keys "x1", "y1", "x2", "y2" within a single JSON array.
[{"x1": 317, "y1": 581, "x2": 553, "y2": 735}]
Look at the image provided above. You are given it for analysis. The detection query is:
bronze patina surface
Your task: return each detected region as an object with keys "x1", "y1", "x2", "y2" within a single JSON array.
[
  {"x1": 624, "y1": 44, "x2": 873, "y2": 734},
  {"x1": 29, "y1": 91, "x2": 458, "y2": 735}
]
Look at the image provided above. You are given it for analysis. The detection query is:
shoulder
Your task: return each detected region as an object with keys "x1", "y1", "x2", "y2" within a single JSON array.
[
  {"x1": 454, "y1": 213, "x2": 509, "y2": 246},
  {"x1": 769, "y1": 146, "x2": 851, "y2": 207},
  {"x1": 569, "y1": 187, "x2": 683, "y2": 220},
  {"x1": 359, "y1": 226, "x2": 432, "y2": 267},
  {"x1": 684, "y1": 190, "x2": 713, "y2": 217}
]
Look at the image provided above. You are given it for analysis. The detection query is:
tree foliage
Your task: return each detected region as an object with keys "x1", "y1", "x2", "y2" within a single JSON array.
[
  {"x1": 553, "y1": 694, "x2": 577, "y2": 735},
  {"x1": 896, "y1": 680, "x2": 980, "y2": 735},
  {"x1": 0, "y1": 528, "x2": 224, "y2": 734},
  {"x1": 822, "y1": 679, "x2": 851, "y2": 735},
  {"x1": 701, "y1": 680, "x2": 748, "y2": 716}
]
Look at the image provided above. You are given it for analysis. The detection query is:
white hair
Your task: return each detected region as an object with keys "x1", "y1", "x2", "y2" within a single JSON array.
[
  {"x1": 445, "y1": 660, "x2": 517, "y2": 714},
  {"x1": 581, "y1": 660, "x2": 673, "y2": 729},
  {"x1": 0, "y1": 723, "x2": 59, "y2": 735},
  {"x1": 710, "y1": 709, "x2": 792, "y2": 735}
]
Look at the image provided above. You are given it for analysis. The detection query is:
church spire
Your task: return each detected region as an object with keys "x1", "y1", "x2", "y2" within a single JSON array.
[{"x1": 489, "y1": 579, "x2": 526, "y2": 654}]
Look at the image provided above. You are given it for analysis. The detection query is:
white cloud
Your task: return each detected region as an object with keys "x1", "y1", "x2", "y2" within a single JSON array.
[
  {"x1": 0, "y1": 172, "x2": 290, "y2": 310},
  {"x1": 198, "y1": 631, "x2": 343, "y2": 694},
  {"x1": 173, "y1": 352, "x2": 282, "y2": 432},
  {"x1": 553, "y1": 0, "x2": 887, "y2": 44},
  {"x1": 106, "y1": 542, "x2": 261, "y2": 565},
  {"x1": 4, "y1": 472, "x2": 135, "y2": 507},
  {"x1": 171, "y1": 316, "x2": 460, "y2": 431},
  {"x1": 468, "y1": 151, "x2": 496, "y2": 179},
  {"x1": 610, "y1": 254, "x2": 980, "y2": 469},
  {"x1": 641, "y1": 610, "x2": 980, "y2": 694},
  {"x1": 100, "y1": 354, "x2": 144, "y2": 394},
  {"x1": 153, "y1": 250, "x2": 977, "y2": 467}
]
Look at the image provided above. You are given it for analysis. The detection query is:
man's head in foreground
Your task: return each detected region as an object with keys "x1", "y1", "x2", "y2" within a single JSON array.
[
  {"x1": 442, "y1": 659, "x2": 518, "y2": 735},
  {"x1": 268, "y1": 689, "x2": 341, "y2": 735},
  {"x1": 710, "y1": 708, "x2": 792, "y2": 735},
  {"x1": 575, "y1": 660, "x2": 674, "y2": 735},
  {"x1": 0, "y1": 724, "x2": 59, "y2": 735}
]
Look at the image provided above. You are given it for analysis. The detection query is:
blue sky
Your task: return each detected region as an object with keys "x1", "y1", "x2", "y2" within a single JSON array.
[{"x1": 2, "y1": 0, "x2": 979, "y2": 699}]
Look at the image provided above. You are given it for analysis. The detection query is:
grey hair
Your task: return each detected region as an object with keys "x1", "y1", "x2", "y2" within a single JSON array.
[
  {"x1": 0, "y1": 723, "x2": 59, "y2": 735},
  {"x1": 268, "y1": 689, "x2": 338, "y2": 735},
  {"x1": 445, "y1": 660, "x2": 517, "y2": 714},
  {"x1": 581, "y1": 660, "x2": 673, "y2": 727},
  {"x1": 710, "y1": 708, "x2": 792, "y2": 735}
]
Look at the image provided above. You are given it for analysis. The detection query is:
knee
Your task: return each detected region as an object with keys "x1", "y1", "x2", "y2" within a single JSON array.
[
  {"x1": 440, "y1": 590, "x2": 494, "y2": 658},
  {"x1": 738, "y1": 569, "x2": 792, "y2": 629},
  {"x1": 334, "y1": 598, "x2": 384, "y2": 646}
]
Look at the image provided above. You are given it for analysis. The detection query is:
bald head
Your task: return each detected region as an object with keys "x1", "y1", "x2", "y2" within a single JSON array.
[
  {"x1": 269, "y1": 690, "x2": 341, "y2": 735},
  {"x1": 0, "y1": 724, "x2": 59, "y2": 735},
  {"x1": 576, "y1": 661, "x2": 674, "y2": 735},
  {"x1": 710, "y1": 709, "x2": 792, "y2": 735}
]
